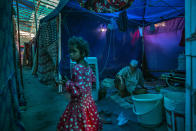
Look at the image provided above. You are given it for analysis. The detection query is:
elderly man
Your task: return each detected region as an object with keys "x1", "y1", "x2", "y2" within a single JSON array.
[{"x1": 115, "y1": 59, "x2": 147, "y2": 97}]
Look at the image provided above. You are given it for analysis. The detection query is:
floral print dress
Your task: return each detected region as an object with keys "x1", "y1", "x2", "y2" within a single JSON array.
[{"x1": 57, "y1": 64, "x2": 102, "y2": 131}]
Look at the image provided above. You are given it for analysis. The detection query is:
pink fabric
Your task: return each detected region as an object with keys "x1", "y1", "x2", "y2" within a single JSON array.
[
  {"x1": 143, "y1": 18, "x2": 185, "y2": 74},
  {"x1": 130, "y1": 29, "x2": 140, "y2": 45},
  {"x1": 57, "y1": 64, "x2": 102, "y2": 131}
]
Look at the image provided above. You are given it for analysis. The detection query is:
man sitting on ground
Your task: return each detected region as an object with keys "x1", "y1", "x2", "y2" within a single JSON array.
[{"x1": 115, "y1": 59, "x2": 147, "y2": 97}]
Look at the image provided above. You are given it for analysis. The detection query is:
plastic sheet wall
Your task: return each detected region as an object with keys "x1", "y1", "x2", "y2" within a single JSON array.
[
  {"x1": 144, "y1": 18, "x2": 185, "y2": 76},
  {"x1": 59, "y1": 12, "x2": 142, "y2": 80}
]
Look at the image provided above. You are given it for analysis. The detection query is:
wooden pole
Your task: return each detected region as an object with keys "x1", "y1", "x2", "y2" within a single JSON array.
[
  {"x1": 141, "y1": 0, "x2": 146, "y2": 73},
  {"x1": 29, "y1": 0, "x2": 41, "y2": 34},
  {"x1": 12, "y1": 2, "x2": 20, "y2": 101},
  {"x1": 142, "y1": 24, "x2": 145, "y2": 72},
  {"x1": 32, "y1": 0, "x2": 36, "y2": 57},
  {"x1": 16, "y1": 0, "x2": 24, "y2": 89},
  {"x1": 32, "y1": 0, "x2": 40, "y2": 75},
  {"x1": 58, "y1": 13, "x2": 62, "y2": 93},
  {"x1": 33, "y1": 0, "x2": 38, "y2": 33},
  {"x1": 32, "y1": 0, "x2": 39, "y2": 59},
  {"x1": 35, "y1": 1, "x2": 41, "y2": 75}
]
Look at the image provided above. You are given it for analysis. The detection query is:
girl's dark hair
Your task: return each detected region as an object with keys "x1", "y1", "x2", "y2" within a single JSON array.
[{"x1": 68, "y1": 36, "x2": 89, "y2": 57}]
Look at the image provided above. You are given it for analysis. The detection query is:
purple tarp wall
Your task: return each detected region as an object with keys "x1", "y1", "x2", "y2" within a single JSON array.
[
  {"x1": 144, "y1": 17, "x2": 185, "y2": 76},
  {"x1": 59, "y1": 14, "x2": 184, "y2": 79}
]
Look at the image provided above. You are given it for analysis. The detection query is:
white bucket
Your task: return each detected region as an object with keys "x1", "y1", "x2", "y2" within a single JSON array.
[
  {"x1": 164, "y1": 92, "x2": 185, "y2": 131},
  {"x1": 132, "y1": 94, "x2": 163, "y2": 127}
]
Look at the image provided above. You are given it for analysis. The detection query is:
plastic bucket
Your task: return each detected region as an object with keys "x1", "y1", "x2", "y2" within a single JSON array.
[
  {"x1": 164, "y1": 92, "x2": 185, "y2": 131},
  {"x1": 132, "y1": 94, "x2": 163, "y2": 127}
]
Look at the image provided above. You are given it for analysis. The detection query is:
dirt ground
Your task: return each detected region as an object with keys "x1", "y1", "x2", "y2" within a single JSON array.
[{"x1": 21, "y1": 67, "x2": 168, "y2": 131}]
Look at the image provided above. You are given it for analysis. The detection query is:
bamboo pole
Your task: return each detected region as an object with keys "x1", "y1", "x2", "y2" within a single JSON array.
[
  {"x1": 142, "y1": 24, "x2": 145, "y2": 72},
  {"x1": 32, "y1": 0, "x2": 39, "y2": 58},
  {"x1": 58, "y1": 13, "x2": 62, "y2": 93},
  {"x1": 35, "y1": 1, "x2": 41, "y2": 75},
  {"x1": 32, "y1": 0, "x2": 41, "y2": 75},
  {"x1": 16, "y1": 0, "x2": 24, "y2": 89},
  {"x1": 12, "y1": 2, "x2": 20, "y2": 102},
  {"x1": 33, "y1": 0, "x2": 39, "y2": 33}
]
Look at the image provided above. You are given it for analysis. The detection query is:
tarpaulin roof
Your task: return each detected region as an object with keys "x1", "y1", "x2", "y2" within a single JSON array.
[
  {"x1": 41, "y1": 0, "x2": 184, "y2": 26},
  {"x1": 13, "y1": 0, "x2": 60, "y2": 35}
]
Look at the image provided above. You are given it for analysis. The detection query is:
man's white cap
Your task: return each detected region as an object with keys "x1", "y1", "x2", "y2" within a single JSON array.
[{"x1": 130, "y1": 59, "x2": 138, "y2": 67}]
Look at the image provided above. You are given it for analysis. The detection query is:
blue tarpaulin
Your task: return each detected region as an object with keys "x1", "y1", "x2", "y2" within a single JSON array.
[
  {"x1": 41, "y1": 0, "x2": 184, "y2": 26},
  {"x1": 40, "y1": 0, "x2": 185, "y2": 79},
  {"x1": 59, "y1": 13, "x2": 142, "y2": 79}
]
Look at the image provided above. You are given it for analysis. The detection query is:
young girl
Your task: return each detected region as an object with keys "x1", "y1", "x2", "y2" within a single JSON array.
[{"x1": 57, "y1": 36, "x2": 102, "y2": 131}]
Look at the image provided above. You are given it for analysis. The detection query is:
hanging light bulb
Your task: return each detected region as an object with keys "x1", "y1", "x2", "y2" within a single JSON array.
[
  {"x1": 99, "y1": 24, "x2": 107, "y2": 32},
  {"x1": 154, "y1": 22, "x2": 166, "y2": 27},
  {"x1": 100, "y1": 28, "x2": 107, "y2": 32}
]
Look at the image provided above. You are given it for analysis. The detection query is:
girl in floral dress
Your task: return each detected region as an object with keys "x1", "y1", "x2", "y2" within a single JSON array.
[{"x1": 57, "y1": 36, "x2": 102, "y2": 131}]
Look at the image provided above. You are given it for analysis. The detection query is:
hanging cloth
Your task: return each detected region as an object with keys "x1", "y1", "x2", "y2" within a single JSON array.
[{"x1": 116, "y1": 10, "x2": 128, "y2": 32}]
